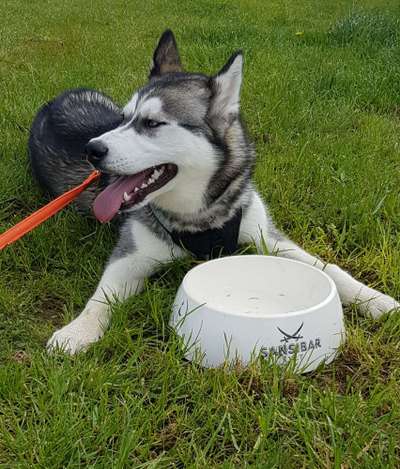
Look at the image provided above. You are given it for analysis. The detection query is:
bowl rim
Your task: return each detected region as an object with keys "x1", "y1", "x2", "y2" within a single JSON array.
[{"x1": 181, "y1": 255, "x2": 338, "y2": 319}]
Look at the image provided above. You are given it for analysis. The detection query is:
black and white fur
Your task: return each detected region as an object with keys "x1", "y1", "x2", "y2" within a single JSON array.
[
  {"x1": 30, "y1": 31, "x2": 399, "y2": 354},
  {"x1": 29, "y1": 88, "x2": 123, "y2": 211}
]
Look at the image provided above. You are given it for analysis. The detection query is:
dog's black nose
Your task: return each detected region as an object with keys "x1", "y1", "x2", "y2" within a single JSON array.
[{"x1": 85, "y1": 140, "x2": 108, "y2": 164}]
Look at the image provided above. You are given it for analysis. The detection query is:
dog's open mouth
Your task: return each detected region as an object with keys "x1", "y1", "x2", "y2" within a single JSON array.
[{"x1": 93, "y1": 163, "x2": 178, "y2": 222}]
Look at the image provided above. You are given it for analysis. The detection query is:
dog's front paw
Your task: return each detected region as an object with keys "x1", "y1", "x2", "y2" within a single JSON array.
[
  {"x1": 47, "y1": 314, "x2": 104, "y2": 354},
  {"x1": 361, "y1": 292, "x2": 400, "y2": 318}
]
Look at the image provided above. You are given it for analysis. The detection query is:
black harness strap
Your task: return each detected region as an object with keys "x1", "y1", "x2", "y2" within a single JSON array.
[{"x1": 151, "y1": 208, "x2": 243, "y2": 260}]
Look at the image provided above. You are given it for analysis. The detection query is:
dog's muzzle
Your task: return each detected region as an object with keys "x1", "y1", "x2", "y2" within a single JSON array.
[{"x1": 85, "y1": 141, "x2": 108, "y2": 165}]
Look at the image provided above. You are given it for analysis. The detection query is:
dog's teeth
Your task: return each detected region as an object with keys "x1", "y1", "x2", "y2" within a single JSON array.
[
  {"x1": 159, "y1": 167, "x2": 165, "y2": 175},
  {"x1": 141, "y1": 183, "x2": 147, "y2": 189},
  {"x1": 148, "y1": 177, "x2": 155, "y2": 184},
  {"x1": 134, "y1": 187, "x2": 139, "y2": 193},
  {"x1": 123, "y1": 192, "x2": 131, "y2": 202}
]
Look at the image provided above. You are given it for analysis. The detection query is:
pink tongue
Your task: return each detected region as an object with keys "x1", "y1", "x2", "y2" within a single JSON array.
[{"x1": 93, "y1": 174, "x2": 145, "y2": 223}]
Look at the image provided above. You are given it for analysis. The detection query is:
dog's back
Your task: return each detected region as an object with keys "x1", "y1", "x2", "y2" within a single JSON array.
[{"x1": 29, "y1": 88, "x2": 122, "y2": 213}]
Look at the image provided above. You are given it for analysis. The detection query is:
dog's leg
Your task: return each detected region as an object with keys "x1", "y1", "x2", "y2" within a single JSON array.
[
  {"x1": 240, "y1": 192, "x2": 400, "y2": 318},
  {"x1": 47, "y1": 220, "x2": 183, "y2": 354}
]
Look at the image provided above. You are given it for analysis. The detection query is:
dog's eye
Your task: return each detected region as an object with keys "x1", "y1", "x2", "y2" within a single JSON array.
[{"x1": 143, "y1": 119, "x2": 166, "y2": 129}]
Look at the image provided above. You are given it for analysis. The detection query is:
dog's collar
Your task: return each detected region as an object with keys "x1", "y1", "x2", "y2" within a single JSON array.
[{"x1": 150, "y1": 207, "x2": 242, "y2": 260}]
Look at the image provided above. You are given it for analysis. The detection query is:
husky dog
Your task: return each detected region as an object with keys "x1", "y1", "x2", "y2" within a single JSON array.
[{"x1": 30, "y1": 30, "x2": 399, "y2": 354}]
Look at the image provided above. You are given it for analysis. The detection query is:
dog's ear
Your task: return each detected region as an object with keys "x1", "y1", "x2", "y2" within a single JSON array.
[
  {"x1": 209, "y1": 51, "x2": 243, "y2": 122},
  {"x1": 149, "y1": 30, "x2": 182, "y2": 79}
]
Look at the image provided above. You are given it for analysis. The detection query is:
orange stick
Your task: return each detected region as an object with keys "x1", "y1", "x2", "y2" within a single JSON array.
[{"x1": 0, "y1": 170, "x2": 101, "y2": 251}]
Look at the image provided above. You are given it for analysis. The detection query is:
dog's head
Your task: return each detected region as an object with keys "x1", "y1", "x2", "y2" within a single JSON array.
[{"x1": 87, "y1": 30, "x2": 244, "y2": 222}]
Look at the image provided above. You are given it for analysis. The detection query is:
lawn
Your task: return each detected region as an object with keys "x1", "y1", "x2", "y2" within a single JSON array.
[{"x1": 1, "y1": 0, "x2": 400, "y2": 466}]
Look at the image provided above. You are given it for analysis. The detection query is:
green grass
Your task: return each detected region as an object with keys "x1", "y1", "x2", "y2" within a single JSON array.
[{"x1": 1, "y1": 0, "x2": 400, "y2": 466}]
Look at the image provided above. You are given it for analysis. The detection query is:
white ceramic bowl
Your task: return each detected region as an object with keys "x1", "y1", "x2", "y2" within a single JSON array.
[{"x1": 170, "y1": 255, "x2": 345, "y2": 372}]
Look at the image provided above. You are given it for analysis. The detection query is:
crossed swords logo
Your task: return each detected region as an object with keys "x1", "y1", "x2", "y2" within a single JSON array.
[{"x1": 277, "y1": 322, "x2": 304, "y2": 343}]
